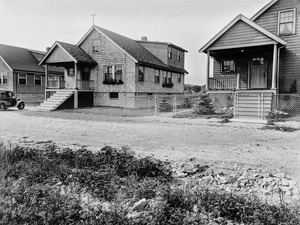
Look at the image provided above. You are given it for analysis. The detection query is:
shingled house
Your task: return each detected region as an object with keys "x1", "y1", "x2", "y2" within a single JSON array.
[
  {"x1": 199, "y1": 0, "x2": 300, "y2": 119},
  {"x1": 38, "y1": 25, "x2": 188, "y2": 110},
  {"x1": 0, "y1": 43, "x2": 63, "y2": 103}
]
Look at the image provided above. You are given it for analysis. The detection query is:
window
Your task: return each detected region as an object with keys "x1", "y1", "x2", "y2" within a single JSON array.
[
  {"x1": 104, "y1": 66, "x2": 113, "y2": 81},
  {"x1": 103, "y1": 65, "x2": 123, "y2": 84},
  {"x1": 278, "y1": 9, "x2": 296, "y2": 35},
  {"x1": 115, "y1": 66, "x2": 122, "y2": 81},
  {"x1": 177, "y1": 74, "x2": 181, "y2": 83},
  {"x1": 167, "y1": 72, "x2": 172, "y2": 84},
  {"x1": 109, "y1": 92, "x2": 118, "y2": 99},
  {"x1": 177, "y1": 51, "x2": 181, "y2": 61},
  {"x1": 68, "y1": 68, "x2": 75, "y2": 76},
  {"x1": 221, "y1": 60, "x2": 235, "y2": 72},
  {"x1": 18, "y1": 74, "x2": 27, "y2": 85},
  {"x1": 154, "y1": 70, "x2": 160, "y2": 83},
  {"x1": 92, "y1": 38, "x2": 101, "y2": 53},
  {"x1": 168, "y1": 47, "x2": 172, "y2": 58},
  {"x1": 163, "y1": 72, "x2": 167, "y2": 83},
  {"x1": 34, "y1": 74, "x2": 42, "y2": 86},
  {"x1": 138, "y1": 66, "x2": 144, "y2": 82},
  {"x1": 0, "y1": 72, "x2": 8, "y2": 85}
]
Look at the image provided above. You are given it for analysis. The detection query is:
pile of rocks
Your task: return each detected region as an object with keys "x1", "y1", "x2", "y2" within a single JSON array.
[{"x1": 172, "y1": 163, "x2": 300, "y2": 203}]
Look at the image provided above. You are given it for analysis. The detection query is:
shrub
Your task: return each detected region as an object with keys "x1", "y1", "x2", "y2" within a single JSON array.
[
  {"x1": 193, "y1": 92, "x2": 215, "y2": 115},
  {"x1": 266, "y1": 109, "x2": 288, "y2": 125}
]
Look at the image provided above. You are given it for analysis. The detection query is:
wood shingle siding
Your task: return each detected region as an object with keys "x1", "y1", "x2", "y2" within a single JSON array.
[{"x1": 210, "y1": 21, "x2": 274, "y2": 50}]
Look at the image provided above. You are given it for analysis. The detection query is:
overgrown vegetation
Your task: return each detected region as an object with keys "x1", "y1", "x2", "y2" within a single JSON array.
[{"x1": 1, "y1": 143, "x2": 299, "y2": 224}]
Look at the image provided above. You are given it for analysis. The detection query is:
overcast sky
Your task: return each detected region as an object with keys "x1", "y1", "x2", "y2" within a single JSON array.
[{"x1": 0, "y1": 0, "x2": 271, "y2": 85}]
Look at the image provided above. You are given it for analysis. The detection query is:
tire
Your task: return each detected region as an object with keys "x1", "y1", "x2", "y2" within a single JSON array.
[
  {"x1": 0, "y1": 102, "x2": 7, "y2": 110},
  {"x1": 17, "y1": 102, "x2": 25, "y2": 110}
]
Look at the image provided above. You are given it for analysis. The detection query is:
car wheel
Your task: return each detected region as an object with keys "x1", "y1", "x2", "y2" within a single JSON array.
[
  {"x1": 17, "y1": 102, "x2": 25, "y2": 110},
  {"x1": 0, "y1": 102, "x2": 7, "y2": 110}
]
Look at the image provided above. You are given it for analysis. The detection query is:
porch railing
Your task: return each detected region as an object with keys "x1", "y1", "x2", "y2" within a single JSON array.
[
  {"x1": 77, "y1": 80, "x2": 95, "y2": 90},
  {"x1": 209, "y1": 75, "x2": 238, "y2": 90},
  {"x1": 47, "y1": 80, "x2": 66, "y2": 89}
]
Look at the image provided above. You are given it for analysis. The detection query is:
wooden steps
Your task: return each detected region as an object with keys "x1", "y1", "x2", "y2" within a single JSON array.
[
  {"x1": 234, "y1": 92, "x2": 273, "y2": 119},
  {"x1": 36, "y1": 91, "x2": 74, "y2": 111}
]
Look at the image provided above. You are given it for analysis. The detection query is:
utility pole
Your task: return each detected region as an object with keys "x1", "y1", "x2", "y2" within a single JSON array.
[{"x1": 91, "y1": 14, "x2": 96, "y2": 25}]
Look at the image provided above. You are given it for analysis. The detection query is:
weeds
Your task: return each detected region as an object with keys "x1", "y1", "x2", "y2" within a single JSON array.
[{"x1": 1, "y1": 143, "x2": 300, "y2": 224}]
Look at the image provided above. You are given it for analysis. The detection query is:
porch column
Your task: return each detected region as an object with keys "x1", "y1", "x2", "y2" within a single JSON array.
[
  {"x1": 74, "y1": 62, "x2": 78, "y2": 89},
  {"x1": 206, "y1": 50, "x2": 210, "y2": 90},
  {"x1": 45, "y1": 64, "x2": 48, "y2": 100},
  {"x1": 272, "y1": 44, "x2": 278, "y2": 90}
]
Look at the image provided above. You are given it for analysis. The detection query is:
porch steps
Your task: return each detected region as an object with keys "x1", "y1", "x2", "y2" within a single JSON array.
[
  {"x1": 234, "y1": 92, "x2": 273, "y2": 119},
  {"x1": 36, "y1": 91, "x2": 74, "y2": 111}
]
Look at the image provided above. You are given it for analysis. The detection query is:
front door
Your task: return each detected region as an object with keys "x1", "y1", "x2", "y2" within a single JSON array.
[{"x1": 250, "y1": 57, "x2": 267, "y2": 89}]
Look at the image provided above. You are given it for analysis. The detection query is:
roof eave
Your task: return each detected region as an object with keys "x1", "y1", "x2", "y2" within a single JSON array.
[
  {"x1": 251, "y1": 0, "x2": 278, "y2": 21},
  {"x1": 199, "y1": 13, "x2": 287, "y2": 54}
]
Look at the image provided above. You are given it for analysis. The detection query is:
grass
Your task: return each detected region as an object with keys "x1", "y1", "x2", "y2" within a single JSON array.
[{"x1": 1, "y1": 143, "x2": 299, "y2": 224}]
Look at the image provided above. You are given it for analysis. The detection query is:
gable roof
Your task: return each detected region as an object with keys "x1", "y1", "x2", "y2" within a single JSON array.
[
  {"x1": 251, "y1": 0, "x2": 278, "y2": 21},
  {"x1": 78, "y1": 25, "x2": 188, "y2": 74},
  {"x1": 40, "y1": 41, "x2": 97, "y2": 66},
  {"x1": 0, "y1": 43, "x2": 46, "y2": 73},
  {"x1": 199, "y1": 14, "x2": 287, "y2": 53}
]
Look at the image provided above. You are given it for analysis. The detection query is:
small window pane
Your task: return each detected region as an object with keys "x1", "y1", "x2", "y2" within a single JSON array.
[
  {"x1": 92, "y1": 38, "x2": 101, "y2": 53},
  {"x1": 221, "y1": 60, "x2": 235, "y2": 72},
  {"x1": 154, "y1": 70, "x2": 160, "y2": 83},
  {"x1": 138, "y1": 66, "x2": 144, "y2": 82}
]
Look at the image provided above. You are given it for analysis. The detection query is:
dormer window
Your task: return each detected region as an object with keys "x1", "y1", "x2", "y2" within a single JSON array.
[
  {"x1": 278, "y1": 9, "x2": 296, "y2": 35},
  {"x1": 92, "y1": 38, "x2": 101, "y2": 53}
]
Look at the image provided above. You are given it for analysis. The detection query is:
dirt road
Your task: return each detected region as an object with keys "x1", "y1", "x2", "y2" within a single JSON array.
[{"x1": 1, "y1": 108, "x2": 300, "y2": 181}]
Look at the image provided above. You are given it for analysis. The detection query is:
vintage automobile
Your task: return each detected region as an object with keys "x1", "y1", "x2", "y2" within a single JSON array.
[{"x1": 0, "y1": 89, "x2": 25, "y2": 110}]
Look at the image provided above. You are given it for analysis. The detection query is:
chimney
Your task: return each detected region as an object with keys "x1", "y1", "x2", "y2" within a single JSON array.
[{"x1": 141, "y1": 36, "x2": 148, "y2": 41}]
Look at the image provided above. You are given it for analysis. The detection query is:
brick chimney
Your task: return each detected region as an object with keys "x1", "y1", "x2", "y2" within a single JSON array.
[{"x1": 141, "y1": 36, "x2": 148, "y2": 41}]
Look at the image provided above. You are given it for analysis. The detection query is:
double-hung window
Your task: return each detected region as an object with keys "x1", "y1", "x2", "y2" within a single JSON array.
[
  {"x1": 92, "y1": 38, "x2": 101, "y2": 53},
  {"x1": 177, "y1": 51, "x2": 181, "y2": 61},
  {"x1": 177, "y1": 74, "x2": 181, "y2": 83},
  {"x1": 221, "y1": 60, "x2": 235, "y2": 73},
  {"x1": 0, "y1": 72, "x2": 8, "y2": 85},
  {"x1": 18, "y1": 74, "x2": 27, "y2": 85},
  {"x1": 103, "y1": 65, "x2": 123, "y2": 83},
  {"x1": 154, "y1": 70, "x2": 160, "y2": 83},
  {"x1": 278, "y1": 9, "x2": 296, "y2": 35},
  {"x1": 138, "y1": 66, "x2": 144, "y2": 82},
  {"x1": 167, "y1": 72, "x2": 172, "y2": 84},
  {"x1": 34, "y1": 74, "x2": 42, "y2": 86},
  {"x1": 168, "y1": 47, "x2": 172, "y2": 59}
]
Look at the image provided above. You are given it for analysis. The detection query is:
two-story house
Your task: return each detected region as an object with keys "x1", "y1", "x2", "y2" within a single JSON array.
[
  {"x1": 38, "y1": 25, "x2": 188, "y2": 110},
  {"x1": 0, "y1": 43, "x2": 63, "y2": 103},
  {"x1": 199, "y1": 0, "x2": 299, "y2": 119}
]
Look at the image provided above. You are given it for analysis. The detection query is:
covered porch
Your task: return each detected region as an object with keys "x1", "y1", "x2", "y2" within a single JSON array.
[
  {"x1": 199, "y1": 14, "x2": 287, "y2": 93},
  {"x1": 39, "y1": 41, "x2": 98, "y2": 110}
]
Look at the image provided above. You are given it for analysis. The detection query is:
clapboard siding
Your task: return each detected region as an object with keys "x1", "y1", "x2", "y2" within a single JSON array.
[
  {"x1": 254, "y1": 0, "x2": 300, "y2": 93},
  {"x1": 210, "y1": 21, "x2": 273, "y2": 49}
]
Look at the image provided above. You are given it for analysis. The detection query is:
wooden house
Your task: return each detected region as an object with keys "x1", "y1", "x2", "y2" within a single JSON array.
[
  {"x1": 0, "y1": 43, "x2": 62, "y2": 103},
  {"x1": 38, "y1": 25, "x2": 188, "y2": 110},
  {"x1": 199, "y1": 0, "x2": 300, "y2": 119}
]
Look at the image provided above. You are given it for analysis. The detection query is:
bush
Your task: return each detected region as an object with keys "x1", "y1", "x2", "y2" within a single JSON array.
[
  {"x1": 193, "y1": 92, "x2": 215, "y2": 115},
  {"x1": 266, "y1": 109, "x2": 288, "y2": 125}
]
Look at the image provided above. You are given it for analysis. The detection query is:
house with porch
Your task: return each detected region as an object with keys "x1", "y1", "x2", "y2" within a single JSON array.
[
  {"x1": 199, "y1": 0, "x2": 300, "y2": 119},
  {"x1": 0, "y1": 43, "x2": 63, "y2": 103},
  {"x1": 38, "y1": 25, "x2": 188, "y2": 111}
]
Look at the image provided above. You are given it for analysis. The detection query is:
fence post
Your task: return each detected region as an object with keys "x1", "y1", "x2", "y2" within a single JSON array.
[
  {"x1": 155, "y1": 95, "x2": 157, "y2": 116},
  {"x1": 174, "y1": 94, "x2": 177, "y2": 116},
  {"x1": 123, "y1": 94, "x2": 126, "y2": 116}
]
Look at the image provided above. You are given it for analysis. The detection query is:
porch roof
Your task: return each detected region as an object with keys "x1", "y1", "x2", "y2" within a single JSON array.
[
  {"x1": 40, "y1": 41, "x2": 98, "y2": 67},
  {"x1": 199, "y1": 14, "x2": 287, "y2": 54}
]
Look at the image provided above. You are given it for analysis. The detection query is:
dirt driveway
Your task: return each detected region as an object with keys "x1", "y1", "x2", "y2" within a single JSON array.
[{"x1": 1, "y1": 107, "x2": 300, "y2": 181}]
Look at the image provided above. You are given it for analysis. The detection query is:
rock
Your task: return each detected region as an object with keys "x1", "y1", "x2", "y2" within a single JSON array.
[
  {"x1": 101, "y1": 201, "x2": 113, "y2": 212},
  {"x1": 273, "y1": 172, "x2": 286, "y2": 178},
  {"x1": 126, "y1": 212, "x2": 143, "y2": 219},
  {"x1": 132, "y1": 198, "x2": 149, "y2": 211},
  {"x1": 175, "y1": 171, "x2": 188, "y2": 178}
]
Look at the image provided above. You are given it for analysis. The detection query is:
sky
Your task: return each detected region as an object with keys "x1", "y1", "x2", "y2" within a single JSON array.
[{"x1": 0, "y1": 0, "x2": 271, "y2": 85}]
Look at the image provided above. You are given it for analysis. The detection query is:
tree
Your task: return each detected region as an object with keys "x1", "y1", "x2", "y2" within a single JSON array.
[{"x1": 193, "y1": 92, "x2": 214, "y2": 115}]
